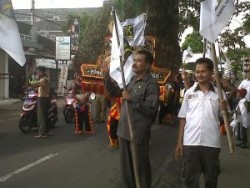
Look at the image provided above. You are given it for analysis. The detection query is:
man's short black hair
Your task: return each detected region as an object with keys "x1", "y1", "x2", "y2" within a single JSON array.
[
  {"x1": 135, "y1": 49, "x2": 154, "y2": 65},
  {"x1": 195, "y1": 58, "x2": 214, "y2": 72},
  {"x1": 37, "y1": 66, "x2": 46, "y2": 72}
]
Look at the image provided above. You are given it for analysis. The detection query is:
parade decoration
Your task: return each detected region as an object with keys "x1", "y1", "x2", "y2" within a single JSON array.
[
  {"x1": 80, "y1": 36, "x2": 171, "y2": 100},
  {"x1": 0, "y1": 0, "x2": 26, "y2": 66}
]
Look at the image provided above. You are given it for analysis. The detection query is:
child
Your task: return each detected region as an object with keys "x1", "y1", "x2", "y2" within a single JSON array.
[{"x1": 234, "y1": 88, "x2": 249, "y2": 148}]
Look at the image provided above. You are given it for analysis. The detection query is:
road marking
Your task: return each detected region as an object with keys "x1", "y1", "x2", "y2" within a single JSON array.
[{"x1": 0, "y1": 153, "x2": 59, "y2": 183}]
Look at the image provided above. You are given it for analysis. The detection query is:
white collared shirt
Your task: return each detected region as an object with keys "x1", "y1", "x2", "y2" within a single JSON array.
[
  {"x1": 178, "y1": 83, "x2": 223, "y2": 148},
  {"x1": 236, "y1": 98, "x2": 250, "y2": 128}
]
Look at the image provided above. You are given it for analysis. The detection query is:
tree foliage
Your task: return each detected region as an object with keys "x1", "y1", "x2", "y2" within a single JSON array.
[
  {"x1": 181, "y1": 32, "x2": 203, "y2": 53},
  {"x1": 74, "y1": 0, "x2": 181, "y2": 71},
  {"x1": 73, "y1": 0, "x2": 250, "y2": 74}
]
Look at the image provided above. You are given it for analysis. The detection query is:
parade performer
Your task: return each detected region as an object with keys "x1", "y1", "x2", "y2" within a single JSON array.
[
  {"x1": 72, "y1": 73, "x2": 94, "y2": 134},
  {"x1": 106, "y1": 97, "x2": 121, "y2": 148}
]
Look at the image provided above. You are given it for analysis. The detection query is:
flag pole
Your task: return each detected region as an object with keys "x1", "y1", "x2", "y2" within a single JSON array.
[
  {"x1": 203, "y1": 38, "x2": 207, "y2": 58},
  {"x1": 211, "y1": 43, "x2": 234, "y2": 154},
  {"x1": 111, "y1": 8, "x2": 141, "y2": 188}
]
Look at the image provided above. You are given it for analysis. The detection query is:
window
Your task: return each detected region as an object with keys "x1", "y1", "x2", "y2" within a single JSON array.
[
  {"x1": 50, "y1": 35, "x2": 56, "y2": 40},
  {"x1": 53, "y1": 16, "x2": 59, "y2": 21}
]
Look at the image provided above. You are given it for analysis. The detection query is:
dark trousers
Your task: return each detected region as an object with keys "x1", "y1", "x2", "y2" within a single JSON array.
[
  {"x1": 158, "y1": 102, "x2": 167, "y2": 124},
  {"x1": 236, "y1": 123, "x2": 248, "y2": 144},
  {"x1": 75, "y1": 105, "x2": 92, "y2": 132},
  {"x1": 37, "y1": 97, "x2": 50, "y2": 135},
  {"x1": 119, "y1": 137, "x2": 151, "y2": 188},
  {"x1": 183, "y1": 146, "x2": 220, "y2": 188}
]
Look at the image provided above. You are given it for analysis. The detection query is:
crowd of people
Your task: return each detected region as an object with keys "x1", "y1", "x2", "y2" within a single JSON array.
[{"x1": 28, "y1": 50, "x2": 250, "y2": 188}]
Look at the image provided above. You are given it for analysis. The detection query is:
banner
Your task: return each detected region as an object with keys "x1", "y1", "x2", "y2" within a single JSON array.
[
  {"x1": 57, "y1": 64, "x2": 68, "y2": 96},
  {"x1": 110, "y1": 12, "x2": 146, "y2": 88},
  {"x1": 0, "y1": 0, "x2": 26, "y2": 66},
  {"x1": 56, "y1": 36, "x2": 71, "y2": 60},
  {"x1": 200, "y1": 0, "x2": 235, "y2": 43}
]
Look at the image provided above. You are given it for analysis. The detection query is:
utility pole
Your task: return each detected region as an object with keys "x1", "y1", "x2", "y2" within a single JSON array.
[{"x1": 31, "y1": 0, "x2": 35, "y2": 25}]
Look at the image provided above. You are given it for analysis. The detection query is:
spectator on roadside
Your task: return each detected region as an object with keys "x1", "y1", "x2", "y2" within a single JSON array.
[
  {"x1": 175, "y1": 58, "x2": 228, "y2": 188},
  {"x1": 233, "y1": 88, "x2": 249, "y2": 148},
  {"x1": 29, "y1": 66, "x2": 50, "y2": 139},
  {"x1": 238, "y1": 69, "x2": 250, "y2": 110},
  {"x1": 221, "y1": 78, "x2": 238, "y2": 110}
]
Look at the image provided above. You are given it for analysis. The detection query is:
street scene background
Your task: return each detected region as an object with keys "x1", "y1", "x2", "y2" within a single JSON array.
[{"x1": 0, "y1": 99, "x2": 250, "y2": 188}]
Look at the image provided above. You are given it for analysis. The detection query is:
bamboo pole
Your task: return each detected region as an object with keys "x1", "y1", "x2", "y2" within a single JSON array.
[
  {"x1": 203, "y1": 38, "x2": 207, "y2": 58},
  {"x1": 211, "y1": 43, "x2": 235, "y2": 154},
  {"x1": 112, "y1": 8, "x2": 141, "y2": 188}
]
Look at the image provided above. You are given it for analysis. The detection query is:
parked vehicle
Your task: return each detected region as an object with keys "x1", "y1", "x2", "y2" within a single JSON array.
[
  {"x1": 63, "y1": 89, "x2": 75, "y2": 123},
  {"x1": 19, "y1": 88, "x2": 58, "y2": 133}
]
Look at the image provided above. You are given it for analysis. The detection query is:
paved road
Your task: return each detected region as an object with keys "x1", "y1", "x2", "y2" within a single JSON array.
[
  {"x1": 0, "y1": 99, "x2": 250, "y2": 188},
  {"x1": 0, "y1": 99, "x2": 183, "y2": 188}
]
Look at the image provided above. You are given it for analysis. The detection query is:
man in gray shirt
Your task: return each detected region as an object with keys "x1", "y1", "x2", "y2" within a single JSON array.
[{"x1": 104, "y1": 49, "x2": 159, "y2": 188}]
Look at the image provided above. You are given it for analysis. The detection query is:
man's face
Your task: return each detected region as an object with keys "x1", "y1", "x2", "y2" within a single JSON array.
[
  {"x1": 195, "y1": 63, "x2": 213, "y2": 84},
  {"x1": 36, "y1": 70, "x2": 43, "y2": 79},
  {"x1": 132, "y1": 54, "x2": 150, "y2": 74},
  {"x1": 246, "y1": 71, "x2": 250, "y2": 80}
]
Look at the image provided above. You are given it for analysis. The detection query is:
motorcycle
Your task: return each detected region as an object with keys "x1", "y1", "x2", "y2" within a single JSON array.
[
  {"x1": 63, "y1": 90, "x2": 96, "y2": 124},
  {"x1": 63, "y1": 89, "x2": 75, "y2": 123},
  {"x1": 19, "y1": 88, "x2": 58, "y2": 133}
]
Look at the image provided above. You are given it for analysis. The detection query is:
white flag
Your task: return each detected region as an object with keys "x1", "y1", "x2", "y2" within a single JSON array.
[
  {"x1": 110, "y1": 12, "x2": 146, "y2": 88},
  {"x1": 182, "y1": 46, "x2": 193, "y2": 63},
  {"x1": 200, "y1": 0, "x2": 235, "y2": 43},
  {"x1": 0, "y1": 0, "x2": 26, "y2": 66}
]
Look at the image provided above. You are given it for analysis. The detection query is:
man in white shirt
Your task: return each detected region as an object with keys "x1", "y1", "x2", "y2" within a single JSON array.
[
  {"x1": 175, "y1": 58, "x2": 228, "y2": 188},
  {"x1": 238, "y1": 70, "x2": 250, "y2": 102}
]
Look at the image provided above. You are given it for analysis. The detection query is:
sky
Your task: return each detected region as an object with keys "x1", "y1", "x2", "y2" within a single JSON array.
[{"x1": 12, "y1": 0, "x2": 104, "y2": 9}]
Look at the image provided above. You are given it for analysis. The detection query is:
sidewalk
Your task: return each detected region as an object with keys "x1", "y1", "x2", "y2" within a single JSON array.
[{"x1": 0, "y1": 98, "x2": 21, "y2": 106}]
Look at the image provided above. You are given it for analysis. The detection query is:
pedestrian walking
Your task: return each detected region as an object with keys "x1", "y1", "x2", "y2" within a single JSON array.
[
  {"x1": 175, "y1": 58, "x2": 228, "y2": 188},
  {"x1": 104, "y1": 49, "x2": 159, "y2": 188}
]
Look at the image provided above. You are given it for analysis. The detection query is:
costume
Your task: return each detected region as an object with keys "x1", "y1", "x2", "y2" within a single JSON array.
[
  {"x1": 105, "y1": 72, "x2": 159, "y2": 188},
  {"x1": 73, "y1": 82, "x2": 94, "y2": 134},
  {"x1": 178, "y1": 83, "x2": 224, "y2": 188},
  {"x1": 106, "y1": 97, "x2": 121, "y2": 147}
]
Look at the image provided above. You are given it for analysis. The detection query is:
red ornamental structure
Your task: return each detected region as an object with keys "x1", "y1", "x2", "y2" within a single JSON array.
[{"x1": 80, "y1": 36, "x2": 172, "y2": 101}]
